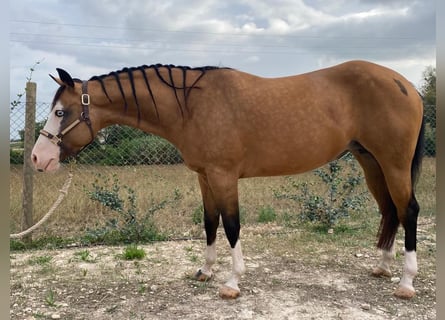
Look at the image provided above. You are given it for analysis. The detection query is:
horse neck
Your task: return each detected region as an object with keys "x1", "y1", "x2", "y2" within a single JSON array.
[{"x1": 90, "y1": 67, "x2": 195, "y2": 143}]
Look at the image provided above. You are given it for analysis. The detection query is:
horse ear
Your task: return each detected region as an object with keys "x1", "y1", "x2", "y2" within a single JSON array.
[
  {"x1": 49, "y1": 74, "x2": 65, "y2": 87},
  {"x1": 55, "y1": 68, "x2": 75, "y2": 87}
]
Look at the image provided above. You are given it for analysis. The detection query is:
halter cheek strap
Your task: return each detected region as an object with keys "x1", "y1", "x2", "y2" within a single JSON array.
[{"x1": 39, "y1": 81, "x2": 94, "y2": 147}]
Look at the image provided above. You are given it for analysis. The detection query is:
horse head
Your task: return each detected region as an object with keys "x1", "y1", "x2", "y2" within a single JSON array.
[{"x1": 31, "y1": 69, "x2": 99, "y2": 172}]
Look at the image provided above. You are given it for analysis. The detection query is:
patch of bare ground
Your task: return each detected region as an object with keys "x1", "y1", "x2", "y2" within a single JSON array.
[{"x1": 10, "y1": 218, "x2": 435, "y2": 320}]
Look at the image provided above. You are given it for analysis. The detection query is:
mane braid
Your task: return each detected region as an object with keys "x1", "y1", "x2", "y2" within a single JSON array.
[
  {"x1": 110, "y1": 71, "x2": 129, "y2": 111},
  {"x1": 167, "y1": 66, "x2": 185, "y2": 118},
  {"x1": 123, "y1": 68, "x2": 141, "y2": 121},
  {"x1": 186, "y1": 68, "x2": 206, "y2": 101},
  {"x1": 153, "y1": 65, "x2": 185, "y2": 90},
  {"x1": 89, "y1": 76, "x2": 112, "y2": 103},
  {"x1": 137, "y1": 66, "x2": 160, "y2": 121},
  {"x1": 85, "y1": 64, "x2": 230, "y2": 121},
  {"x1": 182, "y1": 67, "x2": 187, "y2": 108}
]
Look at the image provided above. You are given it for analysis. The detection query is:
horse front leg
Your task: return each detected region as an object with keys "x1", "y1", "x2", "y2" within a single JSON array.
[
  {"x1": 204, "y1": 170, "x2": 245, "y2": 299},
  {"x1": 219, "y1": 210, "x2": 245, "y2": 299},
  {"x1": 194, "y1": 174, "x2": 220, "y2": 282}
]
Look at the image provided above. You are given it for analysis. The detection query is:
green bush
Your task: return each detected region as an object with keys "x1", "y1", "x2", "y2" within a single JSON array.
[
  {"x1": 274, "y1": 154, "x2": 369, "y2": 229},
  {"x1": 192, "y1": 205, "x2": 204, "y2": 225},
  {"x1": 10, "y1": 149, "x2": 24, "y2": 164},
  {"x1": 78, "y1": 134, "x2": 183, "y2": 165},
  {"x1": 83, "y1": 174, "x2": 168, "y2": 245},
  {"x1": 257, "y1": 206, "x2": 277, "y2": 223}
]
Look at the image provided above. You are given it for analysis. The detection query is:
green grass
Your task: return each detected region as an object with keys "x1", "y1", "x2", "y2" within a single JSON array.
[
  {"x1": 27, "y1": 255, "x2": 52, "y2": 266},
  {"x1": 120, "y1": 244, "x2": 146, "y2": 260},
  {"x1": 73, "y1": 249, "x2": 96, "y2": 263},
  {"x1": 45, "y1": 288, "x2": 56, "y2": 307}
]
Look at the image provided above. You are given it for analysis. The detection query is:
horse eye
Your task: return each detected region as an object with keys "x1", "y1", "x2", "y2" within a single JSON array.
[{"x1": 55, "y1": 110, "x2": 65, "y2": 117}]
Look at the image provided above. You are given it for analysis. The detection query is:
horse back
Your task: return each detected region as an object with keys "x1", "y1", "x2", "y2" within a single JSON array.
[{"x1": 181, "y1": 61, "x2": 423, "y2": 178}]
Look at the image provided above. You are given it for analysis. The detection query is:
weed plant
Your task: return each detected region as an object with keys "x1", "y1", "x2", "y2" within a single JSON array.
[{"x1": 120, "y1": 244, "x2": 146, "y2": 260}]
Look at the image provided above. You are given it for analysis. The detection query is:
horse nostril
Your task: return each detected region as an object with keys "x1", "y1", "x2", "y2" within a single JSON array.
[{"x1": 31, "y1": 153, "x2": 37, "y2": 165}]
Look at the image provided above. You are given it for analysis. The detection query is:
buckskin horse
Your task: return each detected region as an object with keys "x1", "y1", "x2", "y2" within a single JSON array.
[{"x1": 31, "y1": 60, "x2": 424, "y2": 300}]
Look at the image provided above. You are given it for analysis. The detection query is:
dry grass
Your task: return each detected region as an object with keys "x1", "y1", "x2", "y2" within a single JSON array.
[{"x1": 10, "y1": 157, "x2": 436, "y2": 240}]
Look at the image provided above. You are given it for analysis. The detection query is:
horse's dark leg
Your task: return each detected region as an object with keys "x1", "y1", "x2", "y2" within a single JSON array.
[
  {"x1": 352, "y1": 143, "x2": 419, "y2": 299},
  {"x1": 350, "y1": 148, "x2": 398, "y2": 277},
  {"x1": 205, "y1": 170, "x2": 245, "y2": 299},
  {"x1": 194, "y1": 173, "x2": 220, "y2": 281},
  {"x1": 381, "y1": 164, "x2": 419, "y2": 299}
]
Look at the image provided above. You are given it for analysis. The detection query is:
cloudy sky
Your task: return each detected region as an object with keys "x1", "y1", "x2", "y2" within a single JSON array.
[{"x1": 10, "y1": 0, "x2": 435, "y2": 106}]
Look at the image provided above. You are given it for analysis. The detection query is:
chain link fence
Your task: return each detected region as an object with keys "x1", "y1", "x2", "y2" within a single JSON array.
[
  {"x1": 9, "y1": 94, "x2": 436, "y2": 239},
  {"x1": 10, "y1": 98, "x2": 186, "y2": 239}
]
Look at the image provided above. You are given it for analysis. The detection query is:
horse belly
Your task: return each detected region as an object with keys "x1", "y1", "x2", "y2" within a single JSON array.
[{"x1": 240, "y1": 132, "x2": 348, "y2": 178}]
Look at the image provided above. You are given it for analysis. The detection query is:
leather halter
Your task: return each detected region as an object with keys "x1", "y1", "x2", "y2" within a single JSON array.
[{"x1": 39, "y1": 81, "x2": 94, "y2": 149}]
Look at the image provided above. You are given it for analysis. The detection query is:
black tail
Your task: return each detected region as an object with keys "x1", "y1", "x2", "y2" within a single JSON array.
[{"x1": 411, "y1": 115, "x2": 425, "y2": 189}]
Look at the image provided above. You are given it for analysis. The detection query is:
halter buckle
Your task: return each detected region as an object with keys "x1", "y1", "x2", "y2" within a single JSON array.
[{"x1": 81, "y1": 93, "x2": 90, "y2": 106}]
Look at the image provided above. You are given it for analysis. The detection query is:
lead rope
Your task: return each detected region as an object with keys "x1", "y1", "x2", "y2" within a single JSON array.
[{"x1": 10, "y1": 172, "x2": 74, "y2": 239}]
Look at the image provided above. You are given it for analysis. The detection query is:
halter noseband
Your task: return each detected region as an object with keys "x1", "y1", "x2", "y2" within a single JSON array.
[{"x1": 40, "y1": 81, "x2": 94, "y2": 148}]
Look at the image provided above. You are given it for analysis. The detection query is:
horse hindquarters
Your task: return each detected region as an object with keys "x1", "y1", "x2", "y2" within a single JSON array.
[
  {"x1": 381, "y1": 116, "x2": 424, "y2": 299},
  {"x1": 351, "y1": 114, "x2": 424, "y2": 299}
]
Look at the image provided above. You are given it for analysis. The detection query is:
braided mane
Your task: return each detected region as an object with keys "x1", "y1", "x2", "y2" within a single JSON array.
[{"x1": 88, "y1": 64, "x2": 230, "y2": 120}]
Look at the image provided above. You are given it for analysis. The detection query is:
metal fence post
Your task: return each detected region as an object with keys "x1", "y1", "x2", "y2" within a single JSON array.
[{"x1": 21, "y1": 81, "x2": 36, "y2": 241}]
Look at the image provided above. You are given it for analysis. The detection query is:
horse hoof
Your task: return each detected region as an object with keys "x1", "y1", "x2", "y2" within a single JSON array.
[
  {"x1": 371, "y1": 267, "x2": 391, "y2": 277},
  {"x1": 394, "y1": 286, "x2": 415, "y2": 299},
  {"x1": 194, "y1": 269, "x2": 212, "y2": 282},
  {"x1": 219, "y1": 285, "x2": 240, "y2": 299}
]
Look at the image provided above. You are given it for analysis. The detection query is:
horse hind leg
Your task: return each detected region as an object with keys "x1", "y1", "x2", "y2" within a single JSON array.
[
  {"x1": 383, "y1": 168, "x2": 419, "y2": 299},
  {"x1": 352, "y1": 143, "x2": 419, "y2": 299},
  {"x1": 350, "y1": 146, "x2": 399, "y2": 277}
]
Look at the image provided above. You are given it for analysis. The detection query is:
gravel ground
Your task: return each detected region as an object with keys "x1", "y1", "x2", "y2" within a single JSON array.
[{"x1": 10, "y1": 223, "x2": 436, "y2": 320}]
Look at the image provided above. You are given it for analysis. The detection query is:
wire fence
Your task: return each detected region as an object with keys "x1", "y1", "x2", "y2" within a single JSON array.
[{"x1": 9, "y1": 94, "x2": 436, "y2": 239}]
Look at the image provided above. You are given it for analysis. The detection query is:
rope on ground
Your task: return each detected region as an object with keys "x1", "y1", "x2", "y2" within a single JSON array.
[{"x1": 10, "y1": 173, "x2": 74, "y2": 239}]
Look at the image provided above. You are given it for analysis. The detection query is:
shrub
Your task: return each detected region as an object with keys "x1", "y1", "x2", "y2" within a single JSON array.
[
  {"x1": 83, "y1": 174, "x2": 169, "y2": 245},
  {"x1": 274, "y1": 154, "x2": 368, "y2": 229},
  {"x1": 10, "y1": 149, "x2": 24, "y2": 164},
  {"x1": 77, "y1": 131, "x2": 183, "y2": 166},
  {"x1": 192, "y1": 205, "x2": 204, "y2": 225},
  {"x1": 257, "y1": 206, "x2": 277, "y2": 223}
]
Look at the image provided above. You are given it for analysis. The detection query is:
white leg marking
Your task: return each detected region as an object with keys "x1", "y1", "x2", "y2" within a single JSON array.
[
  {"x1": 199, "y1": 242, "x2": 216, "y2": 278},
  {"x1": 224, "y1": 240, "x2": 246, "y2": 292},
  {"x1": 399, "y1": 249, "x2": 417, "y2": 291},
  {"x1": 378, "y1": 243, "x2": 395, "y2": 274}
]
